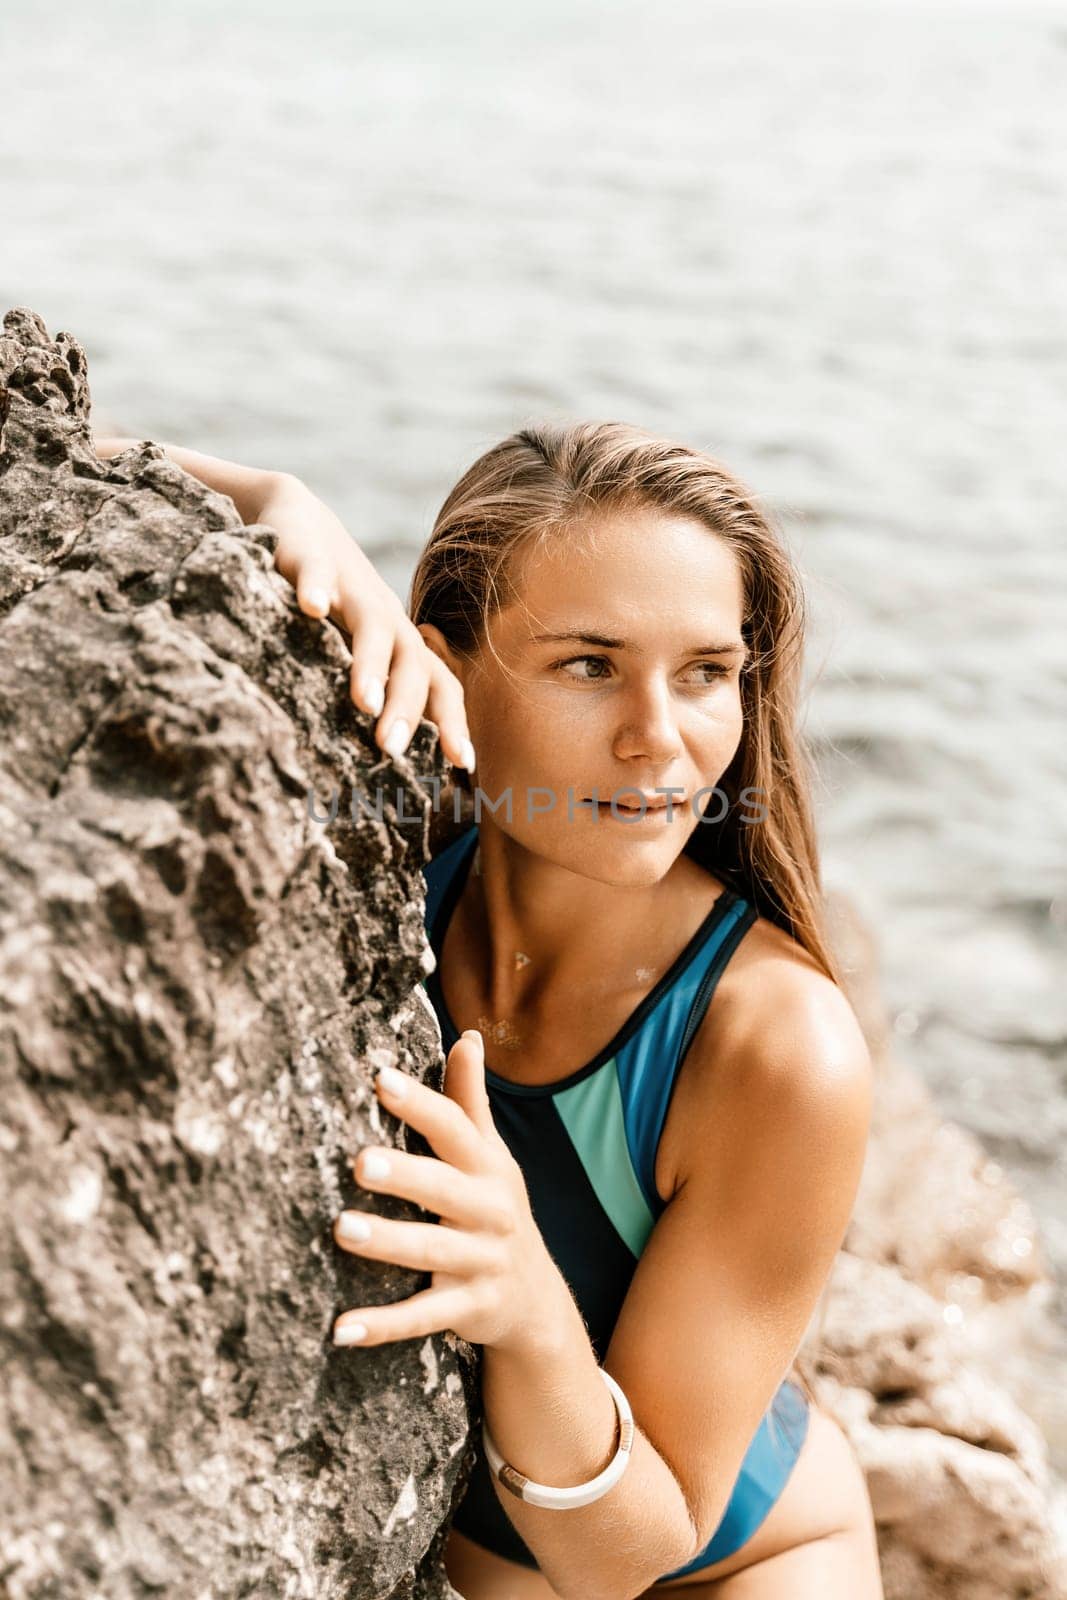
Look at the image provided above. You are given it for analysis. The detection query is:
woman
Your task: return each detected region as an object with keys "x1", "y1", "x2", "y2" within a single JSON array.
[{"x1": 96, "y1": 421, "x2": 883, "y2": 1597}]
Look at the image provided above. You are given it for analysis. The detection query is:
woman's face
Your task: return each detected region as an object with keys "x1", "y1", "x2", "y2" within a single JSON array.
[{"x1": 421, "y1": 505, "x2": 748, "y2": 885}]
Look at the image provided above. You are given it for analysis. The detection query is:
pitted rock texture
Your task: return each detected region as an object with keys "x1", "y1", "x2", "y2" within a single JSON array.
[{"x1": 0, "y1": 306, "x2": 478, "y2": 1600}]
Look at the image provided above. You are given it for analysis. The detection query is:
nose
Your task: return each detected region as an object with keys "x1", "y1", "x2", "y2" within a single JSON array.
[{"x1": 610, "y1": 676, "x2": 683, "y2": 765}]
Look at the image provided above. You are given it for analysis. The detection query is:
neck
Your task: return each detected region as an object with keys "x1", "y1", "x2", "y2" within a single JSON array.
[{"x1": 454, "y1": 820, "x2": 719, "y2": 1027}]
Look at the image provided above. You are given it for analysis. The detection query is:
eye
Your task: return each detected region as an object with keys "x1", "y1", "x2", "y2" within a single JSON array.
[
  {"x1": 552, "y1": 656, "x2": 731, "y2": 685},
  {"x1": 553, "y1": 654, "x2": 612, "y2": 681}
]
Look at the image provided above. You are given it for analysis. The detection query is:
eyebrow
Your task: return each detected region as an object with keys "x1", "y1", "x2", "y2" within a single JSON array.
[{"x1": 532, "y1": 629, "x2": 749, "y2": 658}]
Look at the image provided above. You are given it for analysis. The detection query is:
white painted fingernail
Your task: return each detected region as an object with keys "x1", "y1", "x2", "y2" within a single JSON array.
[
  {"x1": 383, "y1": 719, "x2": 410, "y2": 757},
  {"x1": 338, "y1": 1212, "x2": 372, "y2": 1242},
  {"x1": 305, "y1": 587, "x2": 330, "y2": 615},
  {"x1": 334, "y1": 1321, "x2": 368, "y2": 1345},
  {"x1": 377, "y1": 1065, "x2": 407, "y2": 1097},
  {"x1": 363, "y1": 1151, "x2": 391, "y2": 1181},
  {"x1": 361, "y1": 676, "x2": 385, "y2": 716},
  {"x1": 460, "y1": 738, "x2": 477, "y2": 773}
]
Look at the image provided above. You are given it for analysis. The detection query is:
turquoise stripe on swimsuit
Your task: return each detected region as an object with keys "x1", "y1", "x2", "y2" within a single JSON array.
[{"x1": 420, "y1": 823, "x2": 810, "y2": 1579}]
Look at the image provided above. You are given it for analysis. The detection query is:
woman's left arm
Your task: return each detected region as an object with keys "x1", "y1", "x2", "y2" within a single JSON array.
[
  {"x1": 331, "y1": 1032, "x2": 701, "y2": 1600},
  {"x1": 479, "y1": 968, "x2": 874, "y2": 1600},
  {"x1": 331, "y1": 981, "x2": 872, "y2": 1600},
  {"x1": 598, "y1": 962, "x2": 875, "y2": 1585}
]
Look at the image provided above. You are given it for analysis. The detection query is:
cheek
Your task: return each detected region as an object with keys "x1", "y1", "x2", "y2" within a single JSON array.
[
  {"x1": 706, "y1": 679, "x2": 744, "y2": 724},
  {"x1": 497, "y1": 709, "x2": 602, "y2": 802},
  {"x1": 469, "y1": 685, "x2": 564, "y2": 779},
  {"x1": 693, "y1": 691, "x2": 744, "y2": 761}
]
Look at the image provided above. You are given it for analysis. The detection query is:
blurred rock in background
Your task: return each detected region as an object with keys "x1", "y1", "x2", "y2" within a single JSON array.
[{"x1": 812, "y1": 889, "x2": 1067, "y2": 1599}]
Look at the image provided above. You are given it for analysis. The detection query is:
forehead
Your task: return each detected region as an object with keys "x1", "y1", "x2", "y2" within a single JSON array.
[{"x1": 500, "y1": 506, "x2": 744, "y2": 638}]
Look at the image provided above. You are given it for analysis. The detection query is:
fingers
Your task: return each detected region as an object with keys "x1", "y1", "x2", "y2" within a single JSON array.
[
  {"x1": 373, "y1": 1062, "x2": 490, "y2": 1174},
  {"x1": 348, "y1": 1142, "x2": 493, "y2": 1229},
  {"x1": 347, "y1": 620, "x2": 391, "y2": 720},
  {"x1": 372, "y1": 633, "x2": 428, "y2": 759},
  {"x1": 332, "y1": 586, "x2": 474, "y2": 770},
  {"x1": 426, "y1": 656, "x2": 477, "y2": 775},
  {"x1": 332, "y1": 1207, "x2": 496, "y2": 1274},
  {"x1": 443, "y1": 1031, "x2": 495, "y2": 1142},
  {"x1": 371, "y1": 635, "x2": 476, "y2": 774},
  {"x1": 280, "y1": 540, "x2": 477, "y2": 772},
  {"x1": 295, "y1": 566, "x2": 337, "y2": 621},
  {"x1": 332, "y1": 1283, "x2": 475, "y2": 1347}
]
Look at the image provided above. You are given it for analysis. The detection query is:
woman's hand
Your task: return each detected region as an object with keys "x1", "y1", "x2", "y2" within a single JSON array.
[
  {"x1": 92, "y1": 438, "x2": 476, "y2": 773},
  {"x1": 331, "y1": 1030, "x2": 564, "y2": 1357},
  {"x1": 262, "y1": 474, "x2": 476, "y2": 773}
]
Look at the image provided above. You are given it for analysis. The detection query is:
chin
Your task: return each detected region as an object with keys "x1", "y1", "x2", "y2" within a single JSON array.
[{"x1": 555, "y1": 825, "x2": 683, "y2": 887}]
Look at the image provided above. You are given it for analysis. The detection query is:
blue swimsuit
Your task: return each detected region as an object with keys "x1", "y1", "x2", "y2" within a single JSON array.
[{"x1": 421, "y1": 823, "x2": 810, "y2": 1582}]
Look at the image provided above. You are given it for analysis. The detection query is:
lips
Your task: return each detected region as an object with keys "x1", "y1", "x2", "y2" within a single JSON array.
[{"x1": 585, "y1": 793, "x2": 686, "y2": 810}]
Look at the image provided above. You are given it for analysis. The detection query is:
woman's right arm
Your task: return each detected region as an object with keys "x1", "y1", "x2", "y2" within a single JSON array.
[{"x1": 92, "y1": 436, "x2": 475, "y2": 773}]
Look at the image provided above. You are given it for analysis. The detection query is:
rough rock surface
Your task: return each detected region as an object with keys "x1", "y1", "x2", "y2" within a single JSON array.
[
  {"x1": 0, "y1": 307, "x2": 478, "y2": 1600},
  {"x1": 813, "y1": 891, "x2": 1067, "y2": 1599}
]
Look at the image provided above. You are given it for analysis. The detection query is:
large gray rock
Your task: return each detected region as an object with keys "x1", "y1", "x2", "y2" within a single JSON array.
[{"x1": 0, "y1": 306, "x2": 477, "y2": 1600}]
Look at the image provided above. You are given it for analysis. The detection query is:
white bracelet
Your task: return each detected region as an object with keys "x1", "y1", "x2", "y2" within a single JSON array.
[{"x1": 482, "y1": 1367, "x2": 635, "y2": 1511}]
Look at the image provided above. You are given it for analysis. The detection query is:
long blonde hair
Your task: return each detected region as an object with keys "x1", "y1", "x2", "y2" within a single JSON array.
[{"x1": 410, "y1": 419, "x2": 840, "y2": 988}]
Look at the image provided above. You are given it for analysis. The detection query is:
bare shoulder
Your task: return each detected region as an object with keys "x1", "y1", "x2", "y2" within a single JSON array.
[
  {"x1": 716, "y1": 911, "x2": 870, "y2": 1082},
  {"x1": 664, "y1": 909, "x2": 874, "y2": 1194}
]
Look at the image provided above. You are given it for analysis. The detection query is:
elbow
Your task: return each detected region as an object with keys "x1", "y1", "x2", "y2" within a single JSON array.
[
  {"x1": 571, "y1": 1524, "x2": 704, "y2": 1600},
  {"x1": 573, "y1": 1565, "x2": 688, "y2": 1600},
  {"x1": 658, "y1": 1508, "x2": 704, "y2": 1582},
  {"x1": 549, "y1": 1562, "x2": 638, "y2": 1600},
  {"x1": 635, "y1": 1499, "x2": 719, "y2": 1596},
  {"x1": 557, "y1": 1580, "x2": 632, "y2": 1600}
]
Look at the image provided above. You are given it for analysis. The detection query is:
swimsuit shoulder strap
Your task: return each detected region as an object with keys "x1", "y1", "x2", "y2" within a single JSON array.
[
  {"x1": 549, "y1": 890, "x2": 758, "y2": 1260},
  {"x1": 614, "y1": 892, "x2": 759, "y2": 1220}
]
